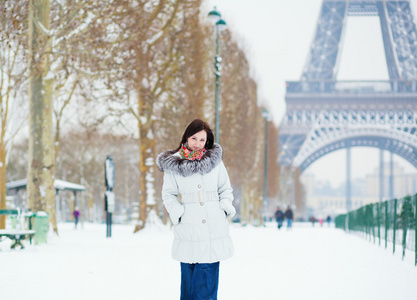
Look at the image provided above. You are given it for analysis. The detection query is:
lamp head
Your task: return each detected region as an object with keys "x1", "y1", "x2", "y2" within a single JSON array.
[
  {"x1": 216, "y1": 19, "x2": 227, "y2": 31},
  {"x1": 208, "y1": 7, "x2": 221, "y2": 22},
  {"x1": 262, "y1": 109, "x2": 269, "y2": 120}
]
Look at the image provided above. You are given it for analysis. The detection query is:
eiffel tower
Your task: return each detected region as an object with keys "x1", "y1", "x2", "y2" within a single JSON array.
[{"x1": 279, "y1": 0, "x2": 417, "y2": 211}]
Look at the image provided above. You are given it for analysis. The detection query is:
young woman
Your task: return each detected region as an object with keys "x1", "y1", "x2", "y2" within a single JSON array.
[{"x1": 157, "y1": 119, "x2": 235, "y2": 300}]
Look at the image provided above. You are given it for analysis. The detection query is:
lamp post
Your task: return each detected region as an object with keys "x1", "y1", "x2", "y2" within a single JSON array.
[
  {"x1": 208, "y1": 7, "x2": 227, "y2": 144},
  {"x1": 262, "y1": 109, "x2": 270, "y2": 225},
  {"x1": 105, "y1": 155, "x2": 115, "y2": 238}
]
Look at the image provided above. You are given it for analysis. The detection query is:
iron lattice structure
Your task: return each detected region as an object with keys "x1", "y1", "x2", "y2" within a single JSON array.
[
  {"x1": 282, "y1": 105, "x2": 417, "y2": 171},
  {"x1": 279, "y1": 0, "x2": 417, "y2": 174}
]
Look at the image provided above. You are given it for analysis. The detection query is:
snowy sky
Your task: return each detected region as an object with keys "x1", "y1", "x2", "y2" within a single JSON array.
[{"x1": 202, "y1": 0, "x2": 417, "y2": 187}]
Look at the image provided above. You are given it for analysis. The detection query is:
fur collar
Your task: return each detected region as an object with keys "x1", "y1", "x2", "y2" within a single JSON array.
[{"x1": 156, "y1": 144, "x2": 223, "y2": 177}]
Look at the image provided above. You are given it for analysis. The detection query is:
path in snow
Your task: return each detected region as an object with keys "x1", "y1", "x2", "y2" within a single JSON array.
[{"x1": 1, "y1": 222, "x2": 416, "y2": 300}]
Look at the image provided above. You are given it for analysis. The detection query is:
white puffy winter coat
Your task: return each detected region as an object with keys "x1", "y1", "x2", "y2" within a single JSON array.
[{"x1": 157, "y1": 144, "x2": 236, "y2": 264}]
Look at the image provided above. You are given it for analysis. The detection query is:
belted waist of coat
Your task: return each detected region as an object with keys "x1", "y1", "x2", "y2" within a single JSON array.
[{"x1": 180, "y1": 191, "x2": 219, "y2": 204}]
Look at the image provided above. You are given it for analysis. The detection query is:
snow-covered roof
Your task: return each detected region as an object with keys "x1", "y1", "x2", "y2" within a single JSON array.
[{"x1": 6, "y1": 179, "x2": 86, "y2": 192}]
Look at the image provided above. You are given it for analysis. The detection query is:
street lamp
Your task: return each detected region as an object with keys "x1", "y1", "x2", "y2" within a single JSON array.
[
  {"x1": 262, "y1": 109, "x2": 270, "y2": 225},
  {"x1": 208, "y1": 7, "x2": 227, "y2": 144},
  {"x1": 105, "y1": 155, "x2": 115, "y2": 237}
]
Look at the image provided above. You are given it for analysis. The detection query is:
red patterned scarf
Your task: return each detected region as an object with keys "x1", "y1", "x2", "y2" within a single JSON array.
[{"x1": 179, "y1": 144, "x2": 206, "y2": 161}]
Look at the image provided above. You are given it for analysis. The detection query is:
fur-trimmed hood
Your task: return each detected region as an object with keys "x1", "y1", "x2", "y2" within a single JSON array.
[{"x1": 156, "y1": 144, "x2": 223, "y2": 177}]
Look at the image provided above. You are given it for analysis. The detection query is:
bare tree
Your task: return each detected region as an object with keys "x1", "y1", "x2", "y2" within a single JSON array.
[
  {"x1": 218, "y1": 31, "x2": 265, "y2": 225},
  {"x1": 154, "y1": 0, "x2": 211, "y2": 223},
  {"x1": 0, "y1": 1, "x2": 28, "y2": 228},
  {"x1": 48, "y1": 0, "x2": 114, "y2": 166},
  {"x1": 27, "y1": 0, "x2": 56, "y2": 230},
  {"x1": 266, "y1": 123, "x2": 280, "y2": 216},
  {"x1": 97, "y1": 0, "x2": 193, "y2": 232},
  {"x1": 55, "y1": 129, "x2": 140, "y2": 224}
]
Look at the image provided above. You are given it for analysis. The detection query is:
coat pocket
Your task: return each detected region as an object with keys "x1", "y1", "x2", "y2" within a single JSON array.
[{"x1": 206, "y1": 202, "x2": 227, "y2": 220}]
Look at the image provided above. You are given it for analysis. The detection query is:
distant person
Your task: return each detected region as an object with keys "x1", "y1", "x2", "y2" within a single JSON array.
[
  {"x1": 319, "y1": 218, "x2": 324, "y2": 227},
  {"x1": 326, "y1": 215, "x2": 331, "y2": 226},
  {"x1": 285, "y1": 206, "x2": 293, "y2": 228},
  {"x1": 274, "y1": 207, "x2": 284, "y2": 229},
  {"x1": 73, "y1": 207, "x2": 80, "y2": 228},
  {"x1": 310, "y1": 216, "x2": 316, "y2": 227},
  {"x1": 157, "y1": 119, "x2": 235, "y2": 300}
]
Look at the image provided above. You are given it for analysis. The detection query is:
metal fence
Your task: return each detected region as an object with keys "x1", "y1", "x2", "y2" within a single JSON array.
[{"x1": 335, "y1": 194, "x2": 417, "y2": 266}]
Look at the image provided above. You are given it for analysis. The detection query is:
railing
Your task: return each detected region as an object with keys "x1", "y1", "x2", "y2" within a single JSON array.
[
  {"x1": 335, "y1": 193, "x2": 417, "y2": 266},
  {"x1": 286, "y1": 80, "x2": 417, "y2": 94}
]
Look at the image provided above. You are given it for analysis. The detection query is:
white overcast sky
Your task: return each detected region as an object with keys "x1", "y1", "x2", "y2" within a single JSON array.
[{"x1": 202, "y1": 0, "x2": 417, "y2": 187}]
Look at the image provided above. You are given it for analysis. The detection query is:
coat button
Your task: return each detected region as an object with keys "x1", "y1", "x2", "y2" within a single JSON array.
[
  {"x1": 200, "y1": 202, "x2": 204, "y2": 206},
  {"x1": 202, "y1": 219, "x2": 206, "y2": 224},
  {"x1": 198, "y1": 184, "x2": 201, "y2": 188}
]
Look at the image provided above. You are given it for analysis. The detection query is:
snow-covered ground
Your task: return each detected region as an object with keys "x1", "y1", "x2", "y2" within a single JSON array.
[{"x1": 1, "y1": 221, "x2": 417, "y2": 300}]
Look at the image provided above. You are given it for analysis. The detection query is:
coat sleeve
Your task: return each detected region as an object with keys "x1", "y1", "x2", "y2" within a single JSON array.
[
  {"x1": 217, "y1": 161, "x2": 236, "y2": 218},
  {"x1": 162, "y1": 171, "x2": 184, "y2": 225}
]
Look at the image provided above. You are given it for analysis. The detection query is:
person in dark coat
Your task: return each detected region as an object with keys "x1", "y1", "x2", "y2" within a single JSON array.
[
  {"x1": 310, "y1": 216, "x2": 316, "y2": 227},
  {"x1": 284, "y1": 206, "x2": 293, "y2": 228},
  {"x1": 326, "y1": 215, "x2": 331, "y2": 226},
  {"x1": 274, "y1": 207, "x2": 284, "y2": 229}
]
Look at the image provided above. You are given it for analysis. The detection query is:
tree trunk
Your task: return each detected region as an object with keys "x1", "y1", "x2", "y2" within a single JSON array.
[
  {"x1": 54, "y1": 118, "x2": 60, "y2": 168},
  {"x1": 27, "y1": 0, "x2": 57, "y2": 233},
  {"x1": 134, "y1": 89, "x2": 156, "y2": 232},
  {"x1": 240, "y1": 185, "x2": 250, "y2": 226},
  {"x1": 0, "y1": 142, "x2": 6, "y2": 229}
]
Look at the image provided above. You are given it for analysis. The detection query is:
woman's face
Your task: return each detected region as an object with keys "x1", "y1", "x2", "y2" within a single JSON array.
[{"x1": 187, "y1": 130, "x2": 207, "y2": 151}]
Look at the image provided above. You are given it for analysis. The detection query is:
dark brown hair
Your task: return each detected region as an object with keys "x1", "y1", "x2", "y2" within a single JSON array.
[{"x1": 176, "y1": 119, "x2": 214, "y2": 151}]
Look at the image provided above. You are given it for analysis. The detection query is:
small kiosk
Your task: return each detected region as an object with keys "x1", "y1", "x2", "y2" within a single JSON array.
[{"x1": 6, "y1": 178, "x2": 86, "y2": 222}]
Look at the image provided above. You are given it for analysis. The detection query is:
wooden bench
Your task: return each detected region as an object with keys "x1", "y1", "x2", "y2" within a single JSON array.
[{"x1": 0, "y1": 209, "x2": 35, "y2": 249}]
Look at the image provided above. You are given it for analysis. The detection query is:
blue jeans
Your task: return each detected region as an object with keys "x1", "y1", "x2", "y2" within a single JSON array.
[
  {"x1": 287, "y1": 219, "x2": 292, "y2": 228},
  {"x1": 180, "y1": 262, "x2": 220, "y2": 300}
]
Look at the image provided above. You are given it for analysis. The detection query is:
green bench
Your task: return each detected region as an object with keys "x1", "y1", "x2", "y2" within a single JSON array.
[{"x1": 0, "y1": 209, "x2": 35, "y2": 249}]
